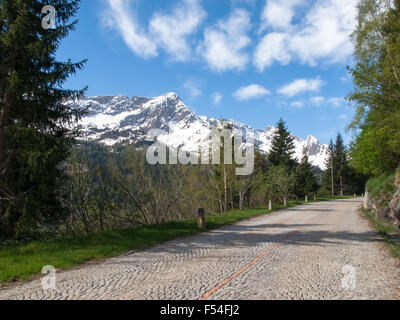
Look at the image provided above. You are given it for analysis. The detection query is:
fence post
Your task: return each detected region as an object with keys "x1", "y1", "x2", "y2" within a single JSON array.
[
  {"x1": 269, "y1": 199, "x2": 272, "y2": 211},
  {"x1": 314, "y1": 194, "x2": 317, "y2": 201},
  {"x1": 305, "y1": 195, "x2": 308, "y2": 203},
  {"x1": 198, "y1": 208, "x2": 206, "y2": 230},
  {"x1": 284, "y1": 197, "x2": 287, "y2": 207}
]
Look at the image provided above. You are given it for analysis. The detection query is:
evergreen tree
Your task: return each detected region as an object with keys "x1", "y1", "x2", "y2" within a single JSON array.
[
  {"x1": 0, "y1": 1, "x2": 86, "y2": 239},
  {"x1": 268, "y1": 119, "x2": 297, "y2": 170},
  {"x1": 334, "y1": 134, "x2": 348, "y2": 196},
  {"x1": 323, "y1": 140, "x2": 335, "y2": 196},
  {"x1": 295, "y1": 155, "x2": 319, "y2": 197},
  {"x1": 323, "y1": 133, "x2": 367, "y2": 196}
]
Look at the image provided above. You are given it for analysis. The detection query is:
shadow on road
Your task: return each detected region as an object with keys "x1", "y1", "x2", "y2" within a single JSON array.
[
  {"x1": 106, "y1": 225, "x2": 383, "y2": 264},
  {"x1": 105, "y1": 199, "x2": 372, "y2": 264}
]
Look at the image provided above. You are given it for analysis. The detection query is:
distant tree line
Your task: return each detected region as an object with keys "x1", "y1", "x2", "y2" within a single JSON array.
[
  {"x1": 322, "y1": 134, "x2": 368, "y2": 197},
  {"x1": 48, "y1": 119, "x2": 366, "y2": 238}
]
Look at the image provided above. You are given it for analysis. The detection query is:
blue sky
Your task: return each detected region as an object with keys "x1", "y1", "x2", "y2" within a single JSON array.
[{"x1": 58, "y1": 0, "x2": 359, "y2": 144}]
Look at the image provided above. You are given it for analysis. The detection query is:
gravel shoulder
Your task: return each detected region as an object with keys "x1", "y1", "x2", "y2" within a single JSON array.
[{"x1": 0, "y1": 199, "x2": 399, "y2": 300}]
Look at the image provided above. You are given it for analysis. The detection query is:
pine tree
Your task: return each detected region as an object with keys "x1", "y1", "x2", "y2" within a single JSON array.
[
  {"x1": 295, "y1": 155, "x2": 319, "y2": 198},
  {"x1": 268, "y1": 119, "x2": 297, "y2": 170},
  {"x1": 323, "y1": 140, "x2": 335, "y2": 196},
  {"x1": 334, "y1": 134, "x2": 347, "y2": 196},
  {"x1": 322, "y1": 133, "x2": 366, "y2": 196},
  {"x1": 0, "y1": 1, "x2": 87, "y2": 239}
]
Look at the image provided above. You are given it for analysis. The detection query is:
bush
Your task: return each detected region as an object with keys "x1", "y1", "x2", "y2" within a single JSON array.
[{"x1": 366, "y1": 168, "x2": 399, "y2": 200}]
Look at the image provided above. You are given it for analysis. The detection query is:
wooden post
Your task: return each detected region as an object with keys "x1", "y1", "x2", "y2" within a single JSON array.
[
  {"x1": 331, "y1": 155, "x2": 334, "y2": 197},
  {"x1": 198, "y1": 208, "x2": 206, "y2": 230},
  {"x1": 305, "y1": 195, "x2": 308, "y2": 203},
  {"x1": 354, "y1": 193, "x2": 356, "y2": 198},
  {"x1": 284, "y1": 197, "x2": 287, "y2": 207},
  {"x1": 314, "y1": 194, "x2": 317, "y2": 202},
  {"x1": 269, "y1": 199, "x2": 272, "y2": 211}
]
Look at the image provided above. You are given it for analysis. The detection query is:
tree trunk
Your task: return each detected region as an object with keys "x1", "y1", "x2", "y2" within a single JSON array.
[
  {"x1": 223, "y1": 165, "x2": 227, "y2": 212},
  {"x1": 239, "y1": 193, "x2": 244, "y2": 211},
  {"x1": 269, "y1": 199, "x2": 272, "y2": 211},
  {"x1": 0, "y1": 81, "x2": 11, "y2": 162},
  {"x1": 331, "y1": 156, "x2": 334, "y2": 197},
  {"x1": 340, "y1": 176, "x2": 343, "y2": 196}
]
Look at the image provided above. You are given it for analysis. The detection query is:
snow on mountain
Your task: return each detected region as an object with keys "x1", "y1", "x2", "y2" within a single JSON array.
[{"x1": 65, "y1": 92, "x2": 328, "y2": 169}]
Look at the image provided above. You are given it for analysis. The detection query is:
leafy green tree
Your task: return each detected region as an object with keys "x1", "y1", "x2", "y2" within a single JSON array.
[
  {"x1": 0, "y1": 1, "x2": 86, "y2": 239},
  {"x1": 268, "y1": 165, "x2": 295, "y2": 206},
  {"x1": 348, "y1": 0, "x2": 400, "y2": 175},
  {"x1": 268, "y1": 119, "x2": 297, "y2": 171}
]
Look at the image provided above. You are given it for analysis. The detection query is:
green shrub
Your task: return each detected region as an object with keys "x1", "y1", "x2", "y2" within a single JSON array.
[{"x1": 366, "y1": 168, "x2": 399, "y2": 200}]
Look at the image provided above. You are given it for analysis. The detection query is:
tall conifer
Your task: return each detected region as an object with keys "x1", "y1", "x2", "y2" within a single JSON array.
[{"x1": 0, "y1": 0, "x2": 86, "y2": 239}]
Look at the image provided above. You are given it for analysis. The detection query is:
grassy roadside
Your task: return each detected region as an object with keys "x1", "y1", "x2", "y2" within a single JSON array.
[
  {"x1": 0, "y1": 196, "x2": 352, "y2": 285},
  {"x1": 361, "y1": 207, "x2": 400, "y2": 258}
]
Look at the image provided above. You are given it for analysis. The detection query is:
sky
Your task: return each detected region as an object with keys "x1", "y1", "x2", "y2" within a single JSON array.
[{"x1": 57, "y1": 0, "x2": 359, "y2": 144}]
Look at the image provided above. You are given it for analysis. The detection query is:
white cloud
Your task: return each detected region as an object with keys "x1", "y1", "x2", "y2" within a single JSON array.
[
  {"x1": 310, "y1": 96, "x2": 325, "y2": 106},
  {"x1": 183, "y1": 79, "x2": 202, "y2": 98},
  {"x1": 233, "y1": 84, "x2": 271, "y2": 101},
  {"x1": 254, "y1": 32, "x2": 291, "y2": 71},
  {"x1": 149, "y1": 0, "x2": 206, "y2": 62},
  {"x1": 103, "y1": 0, "x2": 205, "y2": 62},
  {"x1": 290, "y1": 101, "x2": 304, "y2": 108},
  {"x1": 278, "y1": 77, "x2": 323, "y2": 97},
  {"x1": 103, "y1": 0, "x2": 158, "y2": 59},
  {"x1": 290, "y1": 0, "x2": 357, "y2": 66},
  {"x1": 255, "y1": 0, "x2": 357, "y2": 70},
  {"x1": 104, "y1": 0, "x2": 357, "y2": 74},
  {"x1": 260, "y1": 0, "x2": 304, "y2": 31},
  {"x1": 212, "y1": 92, "x2": 223, "y2": 105},
  {"x1": 327, "y1": 97, "x2": 344, "y2": 107},
  {"x1": 198, "y1": 9, "x2": 251, "y2": 72},
  {"x1": 310, "y1": 96, "x2": 345, "y2": 107}
]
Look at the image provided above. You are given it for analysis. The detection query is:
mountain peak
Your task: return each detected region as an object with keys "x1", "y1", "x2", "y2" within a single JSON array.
[
  {"x1": 151, "y1": 92, "x2": 181, "y2": 102},
  {"x1": 68, "y1": 92, "x2": 329, "y2": 169},
  {"x1": 163, "y1": 92, "x2": 179, "y2": 98}
]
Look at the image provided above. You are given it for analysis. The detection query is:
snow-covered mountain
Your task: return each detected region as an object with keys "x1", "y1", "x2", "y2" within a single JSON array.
[{"x1": 66, "y1": 92, "x2": 328, "y2": 169}]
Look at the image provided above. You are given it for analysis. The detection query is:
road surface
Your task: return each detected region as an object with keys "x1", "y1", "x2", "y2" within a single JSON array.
[{"x1": 0, "y1": 199, "x2": 399, "y2": 300}]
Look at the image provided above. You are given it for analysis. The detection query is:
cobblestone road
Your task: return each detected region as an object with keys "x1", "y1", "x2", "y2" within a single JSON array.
[{"x1": 1, "y1": 199, "x2": 399, "y2": 300}]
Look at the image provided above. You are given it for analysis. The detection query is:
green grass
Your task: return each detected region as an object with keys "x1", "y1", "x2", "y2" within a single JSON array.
[
  {"x1": 366, "y1": 168, "x2": 399, "y2": 199},
  {"x1": 0, "y1": 196, "x2": 351, "y2": 285},
  {"x1": 361, "y1": 207, "x2": 400, "y2": 258}
]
